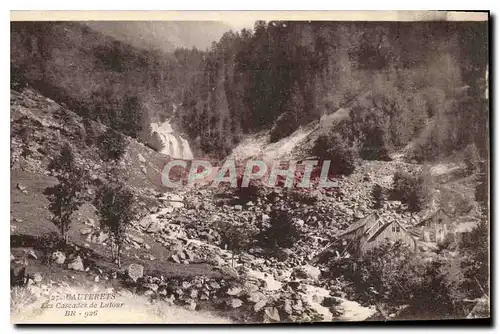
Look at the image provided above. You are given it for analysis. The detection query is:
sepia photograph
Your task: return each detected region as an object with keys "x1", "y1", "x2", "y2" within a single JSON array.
[{"x1": 9, "y1": 10, "x2": 490, "y2": 324}]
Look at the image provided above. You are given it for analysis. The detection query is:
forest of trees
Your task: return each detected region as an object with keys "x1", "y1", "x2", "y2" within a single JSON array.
[
  {"x1": 11, "y1": 21, "x2": 488, "y2": 162},
  {"x1": 177, "y1": 20, "x2": 488, "y2": 160}
]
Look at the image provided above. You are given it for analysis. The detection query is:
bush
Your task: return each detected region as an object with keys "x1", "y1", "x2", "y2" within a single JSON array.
[
  {"x1": 257, "y1": 209, "x2": 302, "y2": 249},
  {"x1": 392, "y1": 169, "x2": 431, "y2": 212},
  {"x1": 98, "y1": 128, "x2": 127, "y2": 163},
  {"x1": 313, "y1": 133, "x2": 357, "y2": 176}
]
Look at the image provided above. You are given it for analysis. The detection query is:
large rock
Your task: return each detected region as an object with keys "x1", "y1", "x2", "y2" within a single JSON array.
[
  {"x1": 227, "y1": 298, "x2": 243, "y2": 308},
  {"x1": 33, "y1": 272, "x2": 43, "y2": 283},
  {"x1": 127, "y1": 263, "x2": 144, "y2": 282},
  {"x1": 128, "y1": 234, "x2": 144, "y2": 245},
  {"x1": 220, "y1": 265, "x2": 239, "y2": 279},
  {"x1": 80, "y1": 227, "x2": 92, "y2": 235},
  {"x1": 254, "y1": 300, "x2": 267, "y2": 312},
  {"x1": 146, "y1": 220, "x2": 164, "y2": 233},
  {"x1": 263, "y1": 307, "x2": 281, "y2": 323},
  {"x1": 68, "y1": 256, "x2": 84, "y2": 271},
  {"x1": 206, "y1": 253, "x2": 225, "y2": 267},
  {"x1": 247, "y1": 291, "x2": 266, "y2": 303},
  {"x1": 293, "y1": 264, "x2": 321, "y2": 281},
  {"x1": 139, "y1": 215, "x2": 154, "y2": 229},
  {"x1": 52, "y1": 251, "x2": 66, "y2": 264},
  {"x1": 226, "y1": 287, "x2": 242, "y2": 296}
]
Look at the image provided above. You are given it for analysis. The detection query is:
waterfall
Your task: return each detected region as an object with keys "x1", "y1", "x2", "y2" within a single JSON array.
[{"x1": 149, "y1": 120, "x2": 194, "y2": 159}]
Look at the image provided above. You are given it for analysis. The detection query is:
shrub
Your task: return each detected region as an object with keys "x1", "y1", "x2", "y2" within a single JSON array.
[
  {"x1": 392, "y1": 169, "x2": 431, "y2": 212},
  {"x1": 313, "y1": 132, "x2": 357, "y2": 176},
  {"x1": 257, "y1": 209, "x2": 302, "y2": 249},
  {"x1": 98, "y1": 128, "x2": 127, "y2": 163}
]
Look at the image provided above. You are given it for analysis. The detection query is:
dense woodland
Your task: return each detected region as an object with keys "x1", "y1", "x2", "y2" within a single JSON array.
[{"x1": 11, "y1": 21, "x2": 488, "y2": 162}]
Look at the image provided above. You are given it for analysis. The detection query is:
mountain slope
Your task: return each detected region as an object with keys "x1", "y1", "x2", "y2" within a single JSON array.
[{"x1": 85, "y1": 21, "x2": 232, "y2": 52}]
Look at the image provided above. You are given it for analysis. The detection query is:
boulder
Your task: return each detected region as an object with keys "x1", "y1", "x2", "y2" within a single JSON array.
[
  {"x1": 127, "y1": 263, "x2": 144, "y2": 282},
  {"x1": 247, "y1": 291, "x2": 266, "y2": 304},
  {"x1": 139, "y1": 215, "x2": 154, "y2": 229},
  {"x1": 143, "y1": 283, "x2": 159, "y2": 292},
  {"x1": 52, "y1": 251, "x2": 66, "y2": 264},
  {"x1": 227, "y1": 298, "x2": 243, "y2": 308},
  {"x1": 146, "y1": 221, "x2": 163, "y2": 233},
  {"x1": 128, "y1": 234, "x2": 144, "y2": 245},
  {"x1": 68, "y1": 256, "x2": 84, "y2": 272},
  {"x1": 226, "y1": 287, "x2": 242, "y2": 296},
  {"x1": 80, "y1": 227, "x2": 92, "y2": 235},
  {"x1": 33, "y1": 272, "x2": 43, "y2": 283},
  {"x1": 220, "y1": 265, "x2": 239, "y2": 279},
  {"x1": 206, "y1": 254, "x2": 225, "y2": 267},
  {"x1": 27, "y1": 249, "x2": 37, "y2": 260},
  {"x1": 293, "y1": 264, "x2": 321, "y2": 281},
  {"x1": 263, "y1": 307, "x2": 280, "y2": 323},
  {"x1": 254, "y1": 300, "x2": 267, "y2": 312},
  {"x1": 85, "y1": 218, "x2": 95, "y2": 227}
]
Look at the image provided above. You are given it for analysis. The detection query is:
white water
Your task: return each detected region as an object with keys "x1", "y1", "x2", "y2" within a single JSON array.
[{"x1": 150, "y1": 121, "x2": 194, "y2": 160}]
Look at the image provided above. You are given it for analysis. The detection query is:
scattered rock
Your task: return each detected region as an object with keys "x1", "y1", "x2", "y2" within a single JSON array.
[
  {"x1": 227, "y1": 287, "x2": 242, "y2": 296},
  {"x1": 186, "y1": 300, "x2": 197, "y2": 311},
  {"x1": 138, "y1": 154, "x2": 146, "y2": 163},
  {"x1": 80, "y1": 227, "x2": 92, "y2": 235},
  {"x1": 33, "y1": 272, "x2": 43, "y2": 283},
  {"x1": 247, "y1": 291, "x2": 266, "y2": 303},
  {"x1": 144, "y1": 283, "x2": 158, "y2": 292},
  {"x1": 85, "y1": 218, "x2": 95, "y2": 227},
  {"x1": 293, "y1": 264, "x2": 321, "y2": 281},
  {"x1": 170, "y1": 254, "x2": 181, "y2": 264},
  {"x1": 234, "y1": 205, "x2": 243, "y2": 211},
  {"x1": 263, "y1": 307, "x2": 280, "y2": 323},
  {"x1": 220, "y1": 265, "x2": 239, "y2": 279},
  {"x1": 52, "y1": 251, "x2": 66, "y2": 264},
  {"x1": 127, "y1": 263, "x2": 144, "y2": 282},
  {"x1": 67, "y1": 256, "x2": 84, "y2": 271},
  {"x1": 128, "y1": 234, "x2": 144, "y2": 245},
  {"x1": 227, "y1": 298, "x2": 243, "y2": 308},
  {"x1": 16, "y1": 183, "x2": 27, "y2": 191},
  {"x1": 254, "y1": 300, "x2": 267, "y2": 312},
  {"x1": 27, "y1": 249, "x2": 37, "y2": 260}
]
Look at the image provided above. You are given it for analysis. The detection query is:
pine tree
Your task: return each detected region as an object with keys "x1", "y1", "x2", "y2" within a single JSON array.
[
  {"x1": 372, "y1": 184, "x2": 384, "y2": 209},
  {"x1": 44, "y1": 143, "x2": 87, "y2": 243}
]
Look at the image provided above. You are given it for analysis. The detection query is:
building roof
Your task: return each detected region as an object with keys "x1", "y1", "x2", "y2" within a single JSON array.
[
  {"x1": 366, "y1": 220, "x2": 412, "y2": 243},
  {"x1": 415, "y1": 208, "x2": 452, "y2": 226},
  {"x1": 338, "y1": 213, "x2": 378, "y2": 237}
]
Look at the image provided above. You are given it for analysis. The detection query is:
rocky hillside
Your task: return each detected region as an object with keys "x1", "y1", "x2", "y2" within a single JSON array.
[{"x1": 12, "y1": 84, "x2": 486, "y2": 323}]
